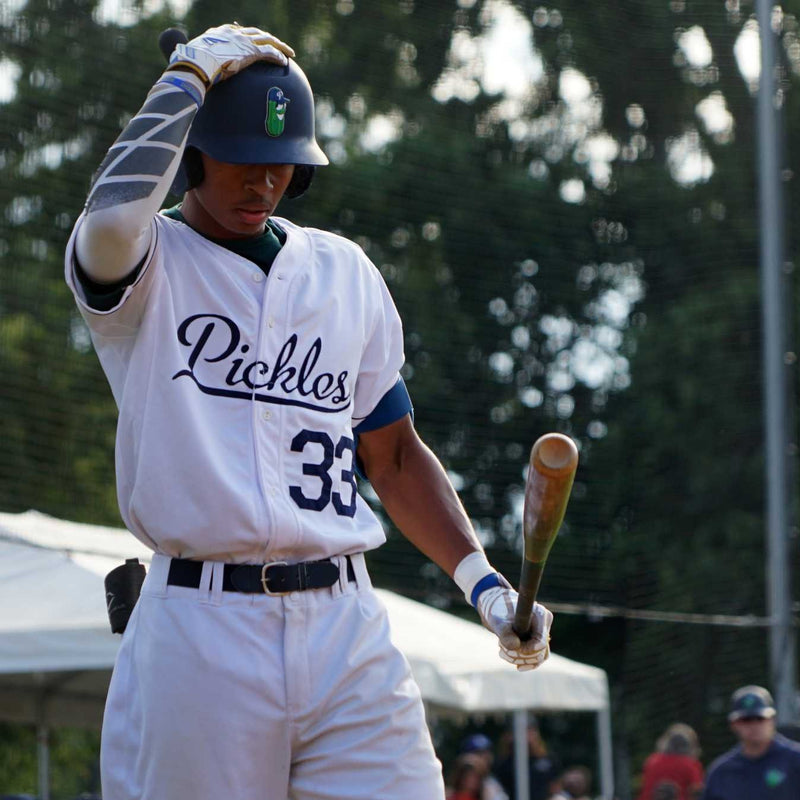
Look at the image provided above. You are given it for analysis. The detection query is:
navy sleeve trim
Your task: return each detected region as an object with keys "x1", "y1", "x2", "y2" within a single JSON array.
[
  {"x1": 353, "y1": 377, "x2": 413, "y2": 481},
  {"x1": 353, "y1": 377, "x2": 413, "y2": 434}
]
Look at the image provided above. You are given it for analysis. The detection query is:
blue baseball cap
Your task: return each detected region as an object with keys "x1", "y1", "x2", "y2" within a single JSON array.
[
  {"x1": 728, "y1": 685, "x2": 776, "y2": 721},
  {"x1": 461, "y1": 733, "x2": 493, "y2": 753}
]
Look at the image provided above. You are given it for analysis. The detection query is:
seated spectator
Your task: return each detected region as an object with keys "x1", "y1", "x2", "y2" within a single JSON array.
[
  {"x1": 549, "y1": 765, "x2": 593, "y2": 799},
  {"x1": 447, "y1": 753, "x2": 486, "y2": 800},
  {"x1": 637, "y1": 723, "x2": 704, "y2": 800},
  {"x1": 459, "y1": 733, "x2": 509, "y2": 800}
]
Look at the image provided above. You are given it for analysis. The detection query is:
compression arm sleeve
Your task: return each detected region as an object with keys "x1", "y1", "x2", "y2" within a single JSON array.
[{"x1": 75, "y1": 72, "x2": 206, "y2": 283}]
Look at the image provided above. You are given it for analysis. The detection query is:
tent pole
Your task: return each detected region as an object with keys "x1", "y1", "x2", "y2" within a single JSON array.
[
  {"x1": 512, "y1": 709, "x2": 530, "y2": 800},
  {"x1": 596, "y1": 705, "x2": 614, "y2": 799},
  {"x1": 37, "y1": 721, "x2": 50, "y2": 800}
]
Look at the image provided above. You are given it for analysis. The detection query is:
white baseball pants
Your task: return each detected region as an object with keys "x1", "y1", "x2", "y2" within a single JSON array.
[{"x1": 101, "y1": 553, "x2": 445, "y2": 800}]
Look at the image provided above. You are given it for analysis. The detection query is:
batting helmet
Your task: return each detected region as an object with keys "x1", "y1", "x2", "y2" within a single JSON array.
[{"x1": 172, "y1": 59, "x2": 328, "y2": 198}]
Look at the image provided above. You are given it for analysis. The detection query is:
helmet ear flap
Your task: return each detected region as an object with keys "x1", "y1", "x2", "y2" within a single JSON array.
[
  {"x1": 170, "y1": 147, "x2": 204, "y2": 195},
  {"x1": 284, "y1": 165, "x2": 315, "y2": 199},
  {"x1": 183, "y1": 147, "x2": 204, "y2": 190}
]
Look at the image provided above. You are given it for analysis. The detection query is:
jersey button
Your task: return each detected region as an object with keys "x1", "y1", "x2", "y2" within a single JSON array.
[
  {"x1": 268, "y1": 317, "x2": 275, "y2": 328},
  {"x1": 252, "y1": 271, "x2": 264, "y2": 282},
  {"x1": 262, "y1": 410, "x2": 272, "y2": 421}
]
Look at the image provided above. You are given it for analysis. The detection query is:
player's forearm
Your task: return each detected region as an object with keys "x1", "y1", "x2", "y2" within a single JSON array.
[
  {"x1": 366, "y1": 432, "x2": 484, "y2": 578},
  {"x1": 76, "y1": 71, "x2": 205, "y2": 283}
]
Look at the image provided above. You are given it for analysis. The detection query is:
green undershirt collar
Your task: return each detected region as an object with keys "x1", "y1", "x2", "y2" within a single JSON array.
[{"x1": 161, "y1": 204, "x2": 286, "y2": 275}]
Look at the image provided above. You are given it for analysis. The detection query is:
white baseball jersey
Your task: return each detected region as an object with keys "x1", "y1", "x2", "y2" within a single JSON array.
[
  {"x1": 67, "y1": 58, "x2": 446, "y2": 800},
  {"x1": 65, "y1": 211, "x2": 405, "y2": 563}
]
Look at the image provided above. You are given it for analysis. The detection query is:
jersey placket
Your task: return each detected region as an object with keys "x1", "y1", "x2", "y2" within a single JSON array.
[{"x1": 253, "y1": 250, "x2": 296, "y2": 562}]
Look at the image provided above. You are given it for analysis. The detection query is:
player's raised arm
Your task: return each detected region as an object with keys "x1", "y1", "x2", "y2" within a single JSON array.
[{"x1": 75, "y1": 23, "x2": 294, "y2": 284}]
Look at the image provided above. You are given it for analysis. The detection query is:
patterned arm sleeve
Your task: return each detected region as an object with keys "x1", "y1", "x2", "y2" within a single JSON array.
[{"x1": 75, "y1": 72, "x2": 206, "y2": 283}]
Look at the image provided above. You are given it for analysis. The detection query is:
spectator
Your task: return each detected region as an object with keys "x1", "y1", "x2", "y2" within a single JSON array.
[
  {"x1": 637, "y1": 722, "x2": 704, "y2": 800},
  {"x1": 701, "y1": 685, "x2": 800, "y2": 800},
  {"x1": 460, "y1": 734, "x2": 509, "y2": 800},
  {"x1": 447, "y1": 753, "x2": 486, "y2": 800},
  {"x1": 549, "y1": 765, "x2": 593, "y2": 799},
  {"x1": 495, "y1": 719, "x2": 561, "y2": 800}
]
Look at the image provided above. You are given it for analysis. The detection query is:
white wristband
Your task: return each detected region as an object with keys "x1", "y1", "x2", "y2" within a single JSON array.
[{"x1": 453, "y1": 551, "x2": 495, "y2": 605}]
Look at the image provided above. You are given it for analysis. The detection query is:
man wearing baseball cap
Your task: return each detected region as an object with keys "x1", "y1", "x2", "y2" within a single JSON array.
[
  {"x1": 701, "y1": 685, "x2": 800, "y2": 799},
  {"x1": 459, "y1": 734, "x2": 509, "y2": 800}
]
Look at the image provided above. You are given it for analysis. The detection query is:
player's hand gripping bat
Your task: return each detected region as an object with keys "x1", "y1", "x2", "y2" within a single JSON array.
[{"x1": 512, "y1": 433, "x2": 579, "y2": 640}]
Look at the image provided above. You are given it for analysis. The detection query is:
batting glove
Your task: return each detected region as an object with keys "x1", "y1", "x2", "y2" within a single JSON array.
[
  {"x1": 167, "y1": 23, "x2": 295, "y2": 88},
  {"x1": 476, "y1": 583, "x2": 553, "y2": 671},
  {"x1": 454, "y1": 552, "x2": 553, "y2": 672}
]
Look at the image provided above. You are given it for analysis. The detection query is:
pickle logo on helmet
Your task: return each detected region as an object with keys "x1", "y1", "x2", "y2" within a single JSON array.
[{"x1": 266, "y1": 86, "x2": 289, "y2": 136}]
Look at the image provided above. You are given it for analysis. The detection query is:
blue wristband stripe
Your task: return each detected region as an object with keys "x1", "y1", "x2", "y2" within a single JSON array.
[
  {"x1": 158, "y1": 75, "x2": 204, "y2": 108},
  {"x1": 471, "y1": 573, "x2": 503, "y2": 607}
]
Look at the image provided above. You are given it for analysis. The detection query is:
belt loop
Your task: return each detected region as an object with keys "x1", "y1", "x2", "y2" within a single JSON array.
[
  {"x1": 208, "y1": 561, "x2": 224, "y2": 605},
  {"x1": 146, "y1": 554, "x2": 170, "y2": 597},
  {"x1": 332, "y1": 555, "x2": 347, "y2": 598},
  {"x1": 196, "y1": 561, "x2": 214, "y2": 604},
  {"x1": 349, "y1": 552, "x2": 370, "y2": 590}
]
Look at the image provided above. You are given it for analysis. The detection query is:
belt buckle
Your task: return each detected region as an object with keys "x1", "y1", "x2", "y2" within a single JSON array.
[{"x1": 261, "y1": 561, "x2": 289, "y2": 596}]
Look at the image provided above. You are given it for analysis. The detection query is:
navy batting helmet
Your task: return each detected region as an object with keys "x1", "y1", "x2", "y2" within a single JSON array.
[{"x1": 172, "y1": 59, "x2": 328, "y2": 198}]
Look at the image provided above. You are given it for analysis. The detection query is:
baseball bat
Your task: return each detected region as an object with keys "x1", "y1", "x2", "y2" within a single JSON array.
[
  {"x1": 158, "y1": 27, "x2": 188, "y2": 61},
  {"x1": 512, "y1": 432, "x2": 579, "y2": 640}
]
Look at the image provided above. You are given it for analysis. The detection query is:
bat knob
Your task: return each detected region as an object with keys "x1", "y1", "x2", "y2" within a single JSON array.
[
  {"x1": 158, "y1": 27, "x2": 188, "y2": 62},
  {"x1": 535, "y1": 433, "x2": 578, "y2": 472}
]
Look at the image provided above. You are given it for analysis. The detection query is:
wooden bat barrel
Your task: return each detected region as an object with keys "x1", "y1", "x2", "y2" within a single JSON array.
[{"x1": 513, "y1": 433, "x2": 579, "y2": 640}]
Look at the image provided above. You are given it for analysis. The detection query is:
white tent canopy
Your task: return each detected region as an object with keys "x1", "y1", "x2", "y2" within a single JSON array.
[{"x1": 0, "y1": 510, "x2": 613, "y2": 798}]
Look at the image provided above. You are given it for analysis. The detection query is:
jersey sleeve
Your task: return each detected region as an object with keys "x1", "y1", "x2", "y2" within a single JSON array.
[
  {"x1": 352, "y1": 377, "x2": 413, "y2": 480},
  {"x1": 64, "y1": 211, "x2": 161, "y2": 337},
  {"x1": 73, "y1": 254, "x2": 147, "y2": 311},
  {"x1": 351, "y1": 261, "x2": 407, "y2": 425},
  {"x1": 353, "y1": 377, "x2": 413, "y2": 433}
]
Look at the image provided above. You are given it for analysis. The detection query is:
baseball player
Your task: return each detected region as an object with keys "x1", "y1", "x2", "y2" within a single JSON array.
[{"x1": 64, "y1": 23, "x2": 553, "y2": 800}]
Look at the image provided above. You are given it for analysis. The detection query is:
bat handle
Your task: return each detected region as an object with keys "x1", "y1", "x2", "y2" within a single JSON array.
[{"x1": 512, "y1": 561, "x2": 544, "y2": 640}]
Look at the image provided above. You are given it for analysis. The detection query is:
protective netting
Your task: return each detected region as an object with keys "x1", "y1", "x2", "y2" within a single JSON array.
[{"x1": 1, "y1": 0, "x2": 798, "y2": 796}]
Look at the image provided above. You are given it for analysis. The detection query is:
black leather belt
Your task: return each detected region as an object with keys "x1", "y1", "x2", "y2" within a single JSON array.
[{"x1": 167, "y1": 556, "x2": 356, "y2": 595}]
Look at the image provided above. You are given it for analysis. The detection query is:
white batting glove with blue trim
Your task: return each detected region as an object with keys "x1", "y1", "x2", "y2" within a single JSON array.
[
  {"x1": 168, "y1": 23, "x2": 295, "y2": 87},
  {"x1": 454, "y1": 551, "x2": 552, "y2": 672},
  {"x1": 476, "y1": 584, "x2": 552, "y2": 671}
]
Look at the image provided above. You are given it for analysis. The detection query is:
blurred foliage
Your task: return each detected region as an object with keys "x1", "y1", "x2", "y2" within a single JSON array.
[
  {"x1": 0, "y1": 0, "x2": 798, "y2": 797},
  {"x1": 0, "y1": 724, "x2": 100, "y2": 798}
]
